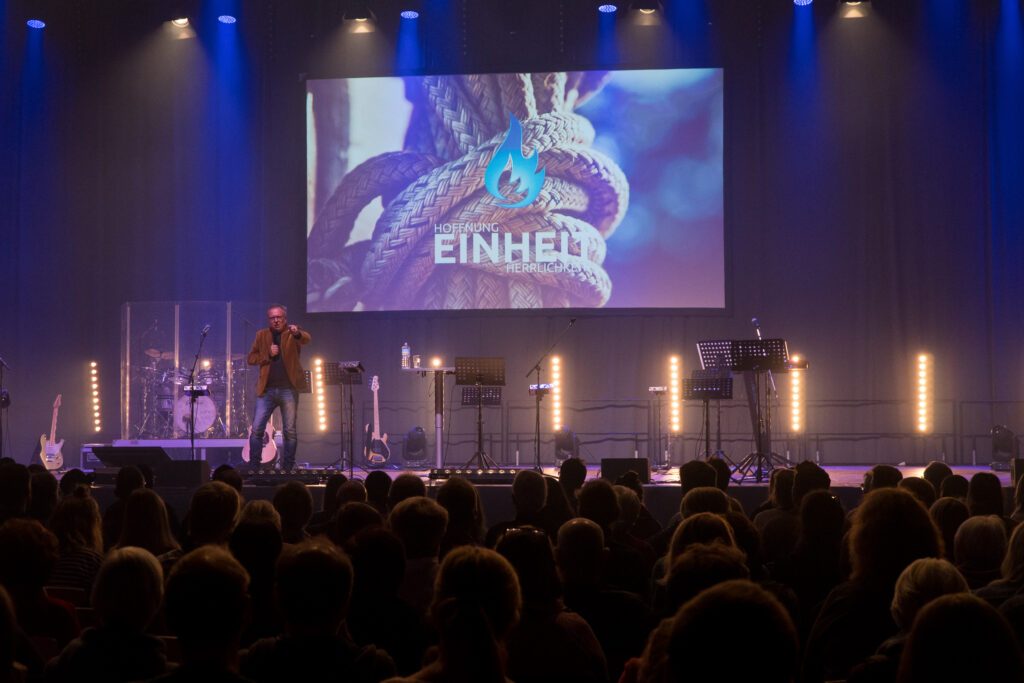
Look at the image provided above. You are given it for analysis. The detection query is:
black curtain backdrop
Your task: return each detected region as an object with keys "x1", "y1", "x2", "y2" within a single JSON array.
[{"x1": 1, "y1": 0, "x2": 1021, "y2": 466}]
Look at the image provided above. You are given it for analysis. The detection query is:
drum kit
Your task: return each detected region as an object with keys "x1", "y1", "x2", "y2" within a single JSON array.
[{"x1": 134, "y1": 347, "x2": 252, "y2": 439}]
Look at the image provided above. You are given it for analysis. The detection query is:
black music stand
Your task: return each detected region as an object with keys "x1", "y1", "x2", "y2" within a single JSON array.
[
  {"x1": 698, "y1": 339, "x2": 790, "y2": 483},
  {"x1": 683, "y1": 370, "x2": 734, "y2": 464},
  {"x1": 455, "y1": 357, "x2": 505, "y2": 469},
  {"x1": 323, "y1": 361, "x2": 364, "y2": 477}
]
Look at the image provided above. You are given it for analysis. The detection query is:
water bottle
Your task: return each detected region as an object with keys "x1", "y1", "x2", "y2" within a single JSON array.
[{"x1": 401, "y1": 341, "x2": 411, "y2": 369}]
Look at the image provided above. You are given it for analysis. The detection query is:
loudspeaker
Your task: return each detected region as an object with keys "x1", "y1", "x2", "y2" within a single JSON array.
[
  {"x1": 600, "y1": 458, "x2": 650, "y2": 484},
  {"x1": 91, "y1": 446, "x2": 172, "y2": 469},
  {"x1": 1011, "y1": 459, "x2": 1024, "y2": 487},
  {"x1": 155, "y1": 461, "x2": 210, "y2": 488}
]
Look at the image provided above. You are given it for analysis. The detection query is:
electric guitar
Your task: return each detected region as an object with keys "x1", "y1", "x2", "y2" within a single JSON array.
[
  {"x1": 38, "y1": 394, "x2": 64, "y2": 471},
  {"x1": 364, "y1": 376, "x2": 390, "y2": 465},
  {"x1": 241, "y1": 416, "x2": 279, "y2": 464}
]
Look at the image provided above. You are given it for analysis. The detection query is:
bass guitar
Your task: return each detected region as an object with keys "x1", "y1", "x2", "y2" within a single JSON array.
[
  {"x1": 363, "y1": 376, "x2": 390, "y2": 465},
  {"x1": 38, "y1": 394, "x2": 64, "y2": 471}
]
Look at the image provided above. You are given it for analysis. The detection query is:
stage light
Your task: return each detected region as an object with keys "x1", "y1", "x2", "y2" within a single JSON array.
[
  {"x1": 400, "y1": 10, "x2": 420, "y2": 19},
  {"x1": 218, "y1": 15, "x2": 237, "y2": 24},
  {"x1": 631, "y1": 0, "x2": 661, "y2": 14},
  {"x1": 89, "y1": 362, "x2": 101, "y2": 433},
  {"x1": 794, "y1": 0, "x2": 813, "y2": 5},
  {"x1": 554, "y1": 427, "x2": 580, "y2": 460},
  {"x1": 343, "y1": 0, "x2": 377, "y2": 32},
  {"x1": 26, "y1": 19, "x2": 45, "y2": 29},
  {"x1": 790, "y1": 354, "x2": 804, "y2": 433},
  {"x1": 669, "y1": 355, "x2": 681, "y2": 433},
  {"x1": 915, "y1": 353, "x2": 933, "y2": 434},
  {"x1": 552, "y1": 356, "x2": 563, "y2": 432},
  {"x1": 171, "y1": 17, "x2": 190, "y2": 28},
  {"x1": 839, "y1": 0, "x2": 869, "y2": 18},
  {"x1": 431, "y1": 357, "x2": 442, "y2": 368},
  {"x1": 314, "y1": 358, "x2": 327, "y2": 432},
  {"x1": 598, "y1": 4, "x2": 618, "y2": 12}
]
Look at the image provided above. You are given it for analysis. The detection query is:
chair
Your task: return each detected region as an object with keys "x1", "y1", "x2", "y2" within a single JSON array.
[{"x1": 44, "y1": 585, "x2": 88, "y2": 607}]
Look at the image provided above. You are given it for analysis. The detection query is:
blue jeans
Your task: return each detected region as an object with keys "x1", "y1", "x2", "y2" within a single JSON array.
[{"x1": 250, "y1": 387, "x2": 299, "y2": 470}]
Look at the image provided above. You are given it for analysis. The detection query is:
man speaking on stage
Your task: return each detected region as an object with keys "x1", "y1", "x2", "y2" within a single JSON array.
[{"x1": 247, "y1": 304, "x2": 311, "y2": 471}]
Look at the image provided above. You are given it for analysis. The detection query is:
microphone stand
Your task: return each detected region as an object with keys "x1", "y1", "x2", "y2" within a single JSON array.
[
  {"x1": 525, "y1": 318, "x2": 577, "y2": 471},
  {"x1": 188, "y1": 327, "x2": 210, "y2": 462}
]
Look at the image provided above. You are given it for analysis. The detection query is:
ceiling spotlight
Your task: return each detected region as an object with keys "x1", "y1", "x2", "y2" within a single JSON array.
[
  {"x1": 598, "y1": 3, "x2": 618, "y2": 12},
  {"x1": 171, "y1": 17, "x2": 190, "y2": 28},
  {"x1": 400, "y1": 9, "x2": 420, "y2": 19},
  {"x1": 631, "y1": 0, "x2": 661, "y2": 14},
  {"x1": 794, "y1": 0, "x2": 812, "y2": 5},
  {"x1": 26, "y1": 18, "x2": 46, "y2": 29},
  {"x1": 218, "y1": 15, "x2": 237, "y2": 24}
]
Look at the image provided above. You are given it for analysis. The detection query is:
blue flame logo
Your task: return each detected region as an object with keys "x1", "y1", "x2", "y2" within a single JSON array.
[{"x1": 484, "y1": 115, "x2": 546, "y2": 209}]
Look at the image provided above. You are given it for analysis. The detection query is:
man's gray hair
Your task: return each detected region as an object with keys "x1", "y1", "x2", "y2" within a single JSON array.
[{"x1": 267, "y1": 304, "x2": 288, "y2": 315}]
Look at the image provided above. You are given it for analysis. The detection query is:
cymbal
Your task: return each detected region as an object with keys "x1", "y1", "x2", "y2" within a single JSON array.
[{"x1": 144, "y1": 348, "x2": 163, "y2": 359}]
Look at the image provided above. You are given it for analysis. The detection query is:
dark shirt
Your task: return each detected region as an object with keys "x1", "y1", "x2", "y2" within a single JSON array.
[
  {"x1": 506, "y1": 603, "x2": 608, "y2": 683},
  {"x1": 147, "y1": 663, "x2": 254, "y2": 683},
  {"x1": 45, "y1": 626, "x2": 166, "y2": 683},
  {"x1": 265, "y1": 331, "x2": 292, "y2": 389},
  {"x1": 49, "y1": 547, "x2": 105, "y2": 597},
  {"x1": 240, "y1": 634, "x2": 396, "y2": 683},
  {"x1": 562, "y1": 586, "x2": 652, "y2": 683}
]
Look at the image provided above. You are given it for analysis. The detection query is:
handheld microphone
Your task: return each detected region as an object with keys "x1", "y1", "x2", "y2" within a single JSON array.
[
  {"x1": 201, "y1": 324, "x2": 211, "y2": 336},
  {"x1": 751, "y1": 317, "x2": 760, "y2": 328}
]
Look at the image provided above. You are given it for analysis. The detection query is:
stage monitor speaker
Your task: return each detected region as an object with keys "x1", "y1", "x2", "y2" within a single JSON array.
[
  {"x1": 600, "y1": 458, "x2": 650, "y2": 484},
  {"x1": 156, "y1": 461, "x2": 210, "y2": 488},
  {"x1": 1011, "y1": 459, "x2": 1024, "y2": 487},
  {"x1": 91, "y1": 446, "x2": 172, "y2": 469}
]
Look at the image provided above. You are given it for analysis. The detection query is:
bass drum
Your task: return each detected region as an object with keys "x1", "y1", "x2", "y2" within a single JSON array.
[{"x1": 173, "y1": 395, "x2": 218, "y2": 435}]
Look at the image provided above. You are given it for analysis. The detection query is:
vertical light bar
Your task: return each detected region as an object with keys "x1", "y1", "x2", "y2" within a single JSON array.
[
  {"x1": 314, "y1": 358, "x2": 327, "y2": 432},
  {"x1": 916, "y1": 353, "x2": 933, "y2": 434},
  {"x1": 790, "y1": 355, "x2": 804, "y2": 433},
  {"x1": 89, "y1": 361, "x2": 101, "y2": 432},
  {"x1": 551, "y1": 356, "x2": 562, "y2": 432},
  {"x1": 669, "y1": 355, "x2": 681, "y2": 433}
]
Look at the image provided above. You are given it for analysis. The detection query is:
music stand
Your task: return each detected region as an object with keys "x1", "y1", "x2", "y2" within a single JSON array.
[
  {"x1": 682, "y1": 371, "x2": 734, "y2": 465},
  {"x1": 323, "y1": 361, "x2": 364, "y2": 477},
  {"x1": 698, "y1": 339, "x2": 790, "y2": 483},
  {"x1": 455, "y1": 357, "x2": 505, "y2": 469}
]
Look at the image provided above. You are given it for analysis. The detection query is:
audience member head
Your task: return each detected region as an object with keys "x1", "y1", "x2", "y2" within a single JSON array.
[
  {"x1": 939, "y1": 474, "x2": 968, "y2": 500},
  {"x1": 114, "y1": 465, "x2": 146, "y2": 500},
  {"x1": 723, "y1": 510, "x2": 762, "y2": 575},
  {"x1": 92, "y1": 547, "x2": 164, "y2": 631},
  {"x1": 212, "y1": 464, "x2": 244, "y2": 494},
  {"x1": 273, "y1": 481, "x2": 313, "y2": 540},
  {"x1": 897, "y1": 594, "x2": 1023, "y2": 682},
  {"x1": 614, "y1": 470, "x2": 644, "y2": 501},
  {"x1": 613, "y1": 485, "x2": 641, "y2": 533},
  {"x1": 228, "y1": 519, "x2": 283, "y2": 587},
  {"x1": 797, "y1": 489, "x2": 846, "y2": 553},
  {"x1": 387, "y1": 473, "x2": 426, "y2": 511},
  {"x1": 437, "y1": 476, "x2": 485, "y2": 548},
  {"x1": 792, "y1": 460, "x2": 831, "y2": 506},
  {"x1": 164, "y1": 546, "x2": 250, "y2": 666},
  {"x1": 954, "y1": 515, "x2": 1007, "y2": 575},
  {"x1": 0, "y1": 519, "x2": 59, "y2": 596},
  {"x1": 364, "y1": 470, "x2": 391, "y2": 513},
  {"x1": 863, "y1": 464, "x2": 903, "y2": 493},
  {"x1": 0, "y1": 464, "x2": 30, "y2": 521},
  {"x1": 929, "y1": 497, "x2": 969, "y2": 560},
  {"x1": 1000, "y1": 594, "x2": 1024, "y2": 651},
  {"x1": 27, "y1": 471, "x2": 58, "y2": 522},
  {"x1": 679, "y1": 460, "x2": 717, "y2": 495},
  {"x1": 967, "y1": 472, "x2": 1004, "y2": 517},
  {"x1": 558, "y1": 457, "x2": 587, "y2": 497},
  {"x1": 117, "y1": 488, "x2": 180, "y2": 556},
  {"x1": 899, "y1": 477, "x2": 937, "y2": 509},
  {"x1": 348, "y1": 528, "x2": 405, "y2": 598},
  {"x1": 332, "y1": 502, "x2": 384, "y2": 548},
  {"x1": 555, "y1": 518, "x2": 605, "y2": 587},
  {"x1": 577, "y1": 479, "x2": 620, "y2": 532},
  {"x1": 665, "y1": 543, "x2": 749, "y2": 612},
  {"x1": 337, "y1": 480, "x2": 367, "y2": 506},
  {"x1": 891, "y1": 558, "x2": 968, "y2": 632},
  {"x1": 707, "y1": 457, "x2": 732, "y2": 492},
  {"x1": 389, "y1": 496, "x2": 449, "y2": 560},
  {"x1": 668, "y1": 512, "x2": 736, "y2": 562},
  {"x1": 922, "y1": 461, "x2": 953, "y2": 495},
  {"x1": 137, "y1": 463, "x2": 155, "y2": 489},
  {"x1": 431, "y1": 546, "x2": 521, "y2": 682},
  {"x1": 681, "y1": 486, "x2": 730, "y2": 518},
  {"x1": 1003, "y1": 524, "x2": 1024, "y2": 585},
  {"x1": 510, "y1": 470, "x2": 547, "y2": 518},
  {"x1": 275, "y1": 540, "x2": 353, "y2": 636},
  {"x1": 48, "y1": 488, "x2": 102, "y2": 553},
  {"x1": 496, "y1": 527, "x2": 560, "y2": 606},
  {"x1": 850, "y1": 488, "x2": 941, "y2": 586},
  {"x1": 668, "y1": 580, "x2": 798, "y2": 683},
  {"x1": 57, "y1": 469, "x2": 92, "y2": 498},
  {"x1": 238, "y1": 499, "x2": 282, "y2": 530},
  {"x1": 541, "y1": 475, "x2": 574, "y2": 531},
  {"x1": 187, "y1": 481, "x2": 241, "y2": 546},
  {"x1": 320, "y1": 473, "x2": 349, "y2": 515},
  {"x1": 0, "y1": 586, "x2": 15, "y2": 682},
  {"x1": 767, "y1": 468, "x2": 795, "y2": 511}
]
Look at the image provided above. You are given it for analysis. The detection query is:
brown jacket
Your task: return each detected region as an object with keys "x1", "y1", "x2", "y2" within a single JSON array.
[{"x1": 247, "y1": 327, "x2": 311, "y2": 396}]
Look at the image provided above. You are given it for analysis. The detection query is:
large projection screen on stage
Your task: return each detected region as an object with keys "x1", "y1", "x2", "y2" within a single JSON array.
[{"x1": 306, "y1": 69, "x2": 724, "y2": 312}]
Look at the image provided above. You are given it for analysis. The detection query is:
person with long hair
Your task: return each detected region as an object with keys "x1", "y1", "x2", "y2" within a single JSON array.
[
  {"x1": 114, "y1": 488, "x2": 180, "y2": 558},
  {"x1": 48, "y1": 490, "x2": 105, "y2": 595},
  {"x1": 387, "y1": 546, "x2": 522, "y2": 683},
  {"x1": 976, "y1": 523, "x2": 1024, "y2": 608}
]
